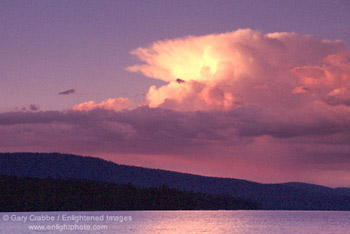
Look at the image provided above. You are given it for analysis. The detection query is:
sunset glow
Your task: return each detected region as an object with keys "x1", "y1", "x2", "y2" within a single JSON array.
[{"x1": 1, "y1": 0, "x2": 350, "y2": 187}]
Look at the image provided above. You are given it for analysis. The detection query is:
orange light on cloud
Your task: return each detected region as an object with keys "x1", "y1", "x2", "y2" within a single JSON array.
[
  {"x1": 128, "y1": 29, "x2": 348, "y2": 111},
  {"x1": 72, "y1": 97, "x2": 133, "y2": 111}
]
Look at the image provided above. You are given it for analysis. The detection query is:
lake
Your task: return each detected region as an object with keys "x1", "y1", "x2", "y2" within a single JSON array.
[{"x1": 1, "y1": 210, "x2": 350, "y2": 233}]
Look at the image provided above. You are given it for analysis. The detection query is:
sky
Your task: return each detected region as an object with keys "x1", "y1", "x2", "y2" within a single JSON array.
[{"x1": 1, "y1": 0, "x2": 350, "y2": 187}]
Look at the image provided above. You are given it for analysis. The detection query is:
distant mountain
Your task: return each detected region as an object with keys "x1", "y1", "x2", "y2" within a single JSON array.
[{"x1": 1, "y1": 152, "x2": 350, "y2": 210}]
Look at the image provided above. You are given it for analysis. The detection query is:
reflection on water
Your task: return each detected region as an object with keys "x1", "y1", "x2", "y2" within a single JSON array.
[
  {"x1": 1, "y1": 210, "x2": 350, "y2": 234},
  {"x1": 131, "y1": 211, "x2": 350, "y2": 234}
]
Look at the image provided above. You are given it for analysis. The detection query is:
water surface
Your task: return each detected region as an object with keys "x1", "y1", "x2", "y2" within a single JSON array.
[{"x1": 1, "y1": 210, "x2": 350, "y2": 233}]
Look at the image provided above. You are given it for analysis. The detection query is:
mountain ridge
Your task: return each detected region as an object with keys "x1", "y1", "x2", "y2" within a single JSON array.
[{"x1": 1, "y1": 152, "x2": 350, "y2": 210}]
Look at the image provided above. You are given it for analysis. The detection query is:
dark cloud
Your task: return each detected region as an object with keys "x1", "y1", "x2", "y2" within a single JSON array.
[
  {"x1": 323, "y1": 96, "x2": 350, "y2": 107},
  {"x1": 1, "y1": 106, "x2": 350, "y2": 186},
  {"x1": 176, "y1": 78, "x2": 185, "y2": 84},
  {"x1": 58, "y1": 89, "x2": 76, "y2": 95},
  {"x1": 29, "y1": 104, "x2": 39, "y2": 111},
  {"x1": 0, "y1": 107, "x2": 347, "y2": 137},
  {"x1": 1, "y1": 106, "x2": 350, "y2": 150}
]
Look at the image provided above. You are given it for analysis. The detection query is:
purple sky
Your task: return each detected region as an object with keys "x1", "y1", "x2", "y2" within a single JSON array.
[
  {"x1": 1, "y1": 0, "x2": 349, "y2": 111},
  {"x1": 1, "y1": 0, "x2": 350, "y2": 187}
]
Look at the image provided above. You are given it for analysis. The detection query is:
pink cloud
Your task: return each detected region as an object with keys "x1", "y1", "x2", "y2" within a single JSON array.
[
  {"x1": 292, "y1": 51, "x2": 350, "y2": 106},
  {"x1": 72, "y1": 98, "x2": 133, "y2": 111},
  {"x1": 128, "y1": 29, "x2": 346, "y2": 111}
]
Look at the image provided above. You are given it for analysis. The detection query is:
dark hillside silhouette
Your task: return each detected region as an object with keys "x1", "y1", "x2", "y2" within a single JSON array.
[
  {"x1": 0, "y1": 175, "x2": 259, "y2": 212},
  {"x1": 1, "y1": 153, "x2": 350, "y2": 210}
]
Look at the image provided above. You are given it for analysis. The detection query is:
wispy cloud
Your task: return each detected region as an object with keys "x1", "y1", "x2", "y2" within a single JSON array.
[{"x1": 58, "y1": 89, "x2": 76, "y2": 95}]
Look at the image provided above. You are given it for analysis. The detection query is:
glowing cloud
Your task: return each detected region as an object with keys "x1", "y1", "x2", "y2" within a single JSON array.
[
  {"x1": 72, "y1": 98, "x2": 133, "y2": 111},
  {"x1": 128, "y1": 29, "x2": 347, "y2": 111},
  {"x1": 292, "y1": 51, "x2": 350, "y2": 106}
]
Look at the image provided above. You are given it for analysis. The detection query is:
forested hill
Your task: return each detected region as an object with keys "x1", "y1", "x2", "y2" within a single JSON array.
[
  {"x1": 0, "y1": 174, "x2": 259, "y2": 212},
  {"x1": 1, "y1": 152, "x2": 350, "y2": 210}
]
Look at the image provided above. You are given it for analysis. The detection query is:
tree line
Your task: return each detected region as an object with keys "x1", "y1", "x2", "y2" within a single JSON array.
[{"x1": 0, "y1": 174, "x2": 260, "y2": 211}]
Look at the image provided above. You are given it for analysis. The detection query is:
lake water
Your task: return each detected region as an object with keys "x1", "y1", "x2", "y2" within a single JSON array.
[{"x1": 1, "y1": 210, "x2": 350, "y2": 233}]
